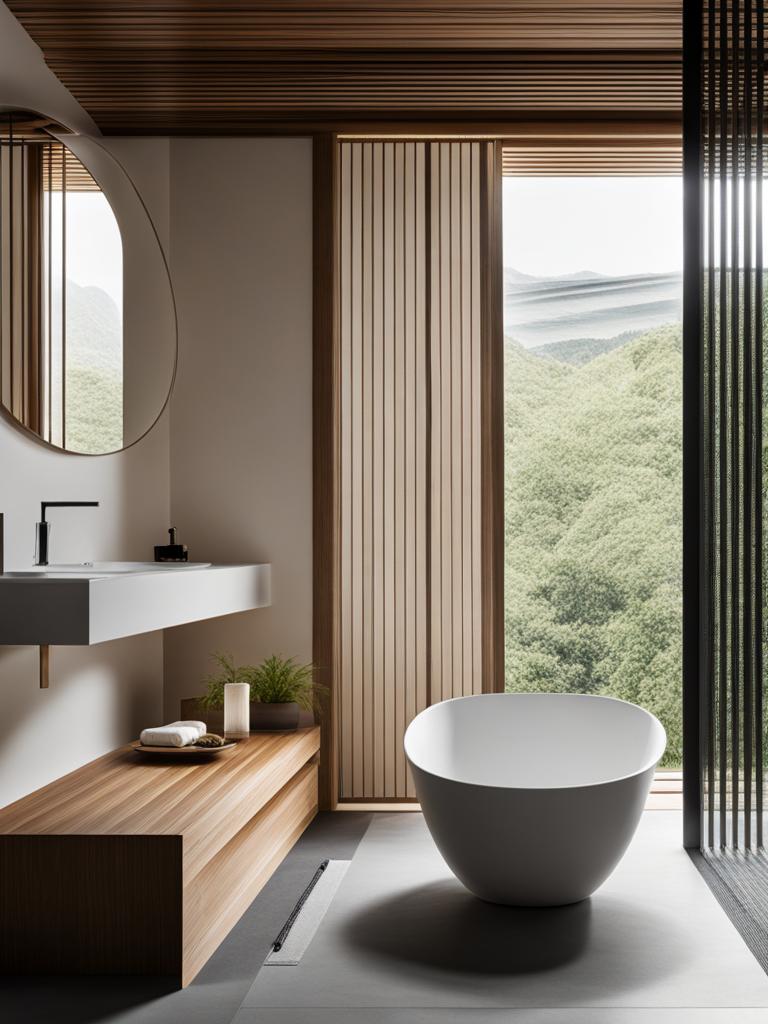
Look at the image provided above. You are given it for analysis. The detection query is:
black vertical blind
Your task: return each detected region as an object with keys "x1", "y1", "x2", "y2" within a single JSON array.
[{"x1": 693, "y1": 0, "x2": 766, "y2": 851}]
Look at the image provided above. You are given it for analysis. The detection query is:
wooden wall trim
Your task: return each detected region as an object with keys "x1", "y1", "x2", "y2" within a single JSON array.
[
  {"x1": 313, "y1": 132, "x2": 339, "y2": 810},
  {"x1": 480, "y1": 141, "x2": 505, "y2": 694}
]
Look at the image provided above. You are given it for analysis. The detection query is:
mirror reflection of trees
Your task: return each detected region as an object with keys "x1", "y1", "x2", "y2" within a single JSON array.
[{"x1": 0, "y1": 113, "x2": 123, "y2": 453}]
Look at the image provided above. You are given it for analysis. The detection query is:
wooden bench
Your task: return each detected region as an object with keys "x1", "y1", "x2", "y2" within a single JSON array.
[{"x1": 0, "y1": 727, "x2": 320, "y2": 986}]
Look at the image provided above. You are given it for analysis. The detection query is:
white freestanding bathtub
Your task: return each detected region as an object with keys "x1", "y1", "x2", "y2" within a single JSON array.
[{"x1": 404, "y1": 693, "x2": 666, "y2": 906}]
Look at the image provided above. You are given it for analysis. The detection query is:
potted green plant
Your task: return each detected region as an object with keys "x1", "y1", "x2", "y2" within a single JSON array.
[
  {"x1": 249, "y1": 655, "x2": 318, "y2": 731},
  {"x1": 181, "y1": 651, "x2": 253, "y2": 734},
  {"x1": 183, "y1": 652, "x2": 320, "y2": 733}
]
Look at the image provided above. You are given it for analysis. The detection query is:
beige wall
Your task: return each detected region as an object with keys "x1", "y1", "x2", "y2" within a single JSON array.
[
  {"x1": 0, "y1": 3, "x2": 171, "y2": 807},
  {"x1": 163, "y1": 138, "x2": 313, "y2": 716},
  {"x1": 0, "y1": 4, "x2": 315, "y2": 803},
  {"x1": 0, "y1": 146, "x2": 171, "y2": 804}
]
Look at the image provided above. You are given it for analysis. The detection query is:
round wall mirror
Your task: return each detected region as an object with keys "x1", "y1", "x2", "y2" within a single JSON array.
[{"x1": 0, "y1": 111, "x2": 176, "y2": 455}]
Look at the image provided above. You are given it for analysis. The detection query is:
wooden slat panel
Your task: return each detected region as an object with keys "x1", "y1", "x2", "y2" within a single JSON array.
[
  {"x1": 350, "y1": 140, "x2": 364, "y2": 797},
  {"x1": 480, "y1": 141, "x2": 505, "y2": 696},
  {"x1": 397, "y1": 142, "x2": 409, "y2": 798},
  {"x1": 338, "y1": 139, "x2": 486, "y2": 800},
  {"x1": 364, "y1": 140, "x2": 376, "y2": 794},
  {"x1": 471, "y1": 142, "x2": 484, "y2": 694},
  {"x1": 0, "y1": 142, "x2": 24, "y2": 418},
  {"x1": 338, "y1": 138, "x2": 353, "y2": 800},
  {"x1": 412, "y1": 141, "x2": 428, "y2": 797},
  {"x1": 371, "y1": 140, "x2": 384, "y2": 798},
  {"x1": 32, "y1": 61, "x2": 681, "y2": 136},
  {"x1": 338, "y1": 140, "x2": 429, "y2": 799},
  {"x1": 41, "y1": 140, "x2": 99, "y2": 192},
  {"x1": 383, "y1": 141, "x2": 396, "y2": 797},
  {"x1": 503, "y1": 142, "x2": 682, "y2": 175},
  {"x1": 312, "y1": 133, "x2": 338, "y2": 810},
  {"x1": 429, "y1": 141, "x2": 486, "y2": 702},
  {"x1": 5, "y1": 2, "x2": 681, "y2": 135},
  {"x1": 0, "y1": 142, "x2": 50, "y2": 432},
  {"x1": 5, "y1": 1, "x2": 683, "y2": 51},
  {"x1": 433, "y1": 141, "x2": 449, "y2": 703}
]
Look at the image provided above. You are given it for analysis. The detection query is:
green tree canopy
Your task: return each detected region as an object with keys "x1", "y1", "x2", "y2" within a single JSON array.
[{"x1": 505, "y1": 324, "x2": 682, "y2": 766}]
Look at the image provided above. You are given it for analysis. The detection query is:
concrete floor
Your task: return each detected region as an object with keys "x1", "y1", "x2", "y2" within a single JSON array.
[{"x1": 3, "y1": 810, "x2": 768, "y2": 1024}]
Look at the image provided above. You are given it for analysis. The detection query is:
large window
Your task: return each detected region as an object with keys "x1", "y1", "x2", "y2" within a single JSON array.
[{"x1": 503, "y1": 177, "x2": 683, "y2": 766}]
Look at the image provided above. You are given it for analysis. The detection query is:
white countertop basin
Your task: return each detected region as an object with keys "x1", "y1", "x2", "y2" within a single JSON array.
[
  {"x1": 0, "y1": 563, "x2": 271, "y2": 645},
  {"x1": 28, "y1": 561, "x2": 212, "y2": 575},
  {"x1": 5, "y1": 561, "x2": 213, "y2": 578}
]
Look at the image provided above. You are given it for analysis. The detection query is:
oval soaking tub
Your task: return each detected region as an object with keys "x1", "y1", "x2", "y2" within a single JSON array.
[{"x1": 404, "y1": 693, "x2": 666, "y2": 906}]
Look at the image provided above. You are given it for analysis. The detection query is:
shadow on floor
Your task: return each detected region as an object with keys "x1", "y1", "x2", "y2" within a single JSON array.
[
  {"x1": 0, "y1": 977, "x2": 176, "y2": 1024},
  {"x1": 343, "y1": 879, "x2": 689, "y2": 991},
  {"x1": 343, "y1": 880, "x2": 593, "y2": 974}
]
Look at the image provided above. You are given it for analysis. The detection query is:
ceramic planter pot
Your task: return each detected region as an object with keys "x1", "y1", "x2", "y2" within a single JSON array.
[
  {"x1": 181, "y1": 697, "x2": 313, "y2": 735},
  {"x1": 250, "y1": 701, "x2": 301, "y2": 731}
]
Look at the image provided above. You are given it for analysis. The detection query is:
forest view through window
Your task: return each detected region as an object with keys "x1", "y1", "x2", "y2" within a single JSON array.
[{"x1": 503, "y1": 177, "x2": 682, "y2": 766}]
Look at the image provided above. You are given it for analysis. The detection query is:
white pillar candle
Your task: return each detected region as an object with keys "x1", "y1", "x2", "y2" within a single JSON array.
[{"x1": 224, "y1": 682, "x2": 250, "y2": 739}]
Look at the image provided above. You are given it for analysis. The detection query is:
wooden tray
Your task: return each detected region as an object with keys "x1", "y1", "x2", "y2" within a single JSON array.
[{"x1": 131, "y1": 740, "x2": 238, "y2": 757}]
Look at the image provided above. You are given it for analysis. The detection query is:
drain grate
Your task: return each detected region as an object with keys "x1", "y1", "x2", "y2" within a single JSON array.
[{"x1": 265, "y1": 860, "x2": 351, "y2": 966}]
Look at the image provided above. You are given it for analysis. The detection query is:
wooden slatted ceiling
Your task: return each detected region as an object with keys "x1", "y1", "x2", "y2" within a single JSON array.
[
  {"x1": 5, "y1": 1, "x2": 682, "y2": 136},
  {"x1": 502, "y1": 140, "x2": 682, "y2": 175},
  {"x1": 2, "y1": 2, "x2": 684, "y2": 51}
]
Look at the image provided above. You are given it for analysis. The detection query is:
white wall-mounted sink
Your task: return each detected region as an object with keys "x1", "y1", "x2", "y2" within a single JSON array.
[
  {"x1": 0, "y1": 563, "x2": 270, "y2": 645},
  {"x1": 9, "y1": 561, "x2": 213, "y2": 577}
]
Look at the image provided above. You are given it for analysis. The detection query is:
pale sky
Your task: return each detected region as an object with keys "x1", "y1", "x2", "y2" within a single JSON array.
[
  {"x1": 51, "y1": 192, "x2": 123, "y2": 310},
  {"x1": 503, "y1": 177, "x2": 683, "y2": 278}
]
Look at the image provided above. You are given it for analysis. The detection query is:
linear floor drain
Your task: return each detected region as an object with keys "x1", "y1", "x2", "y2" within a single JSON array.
[{"x1": 265, "y1": 860, "x2": 351, "y2": 966}]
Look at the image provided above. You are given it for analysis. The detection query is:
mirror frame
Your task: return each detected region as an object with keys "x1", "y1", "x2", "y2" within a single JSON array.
[{"x1": 0, "y1": 108, "x2": 178, "y2": 456}]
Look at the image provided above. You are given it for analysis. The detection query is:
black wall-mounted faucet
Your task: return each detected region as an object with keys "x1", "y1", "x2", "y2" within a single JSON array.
[{"x1": 35, "y1": 501, "x2": 100, "y2": 567}]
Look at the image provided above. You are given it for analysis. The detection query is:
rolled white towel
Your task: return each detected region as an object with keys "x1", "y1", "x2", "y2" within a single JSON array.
[
  {"x1": 169, "y1": 720, "x2": 207, "y2": 739},
  {"x1": 140, "y1": 724, "x2": 202, "y2": 748}
]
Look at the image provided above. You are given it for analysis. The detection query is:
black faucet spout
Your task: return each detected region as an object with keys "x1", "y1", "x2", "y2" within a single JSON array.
[{"x1": 36, "y1": 501, "x2": 100, "y2": 567}]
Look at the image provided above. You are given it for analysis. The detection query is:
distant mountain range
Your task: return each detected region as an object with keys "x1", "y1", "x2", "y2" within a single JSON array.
[
  {"x1": 528, "y1": 329, "x2": 644, "y2": 367},
  {"x1": 53, "y1": 279, "x2": 122, "y2": 375},
  {"x1": 504, "y1": 267, "x2": 682, "y2": 352}
]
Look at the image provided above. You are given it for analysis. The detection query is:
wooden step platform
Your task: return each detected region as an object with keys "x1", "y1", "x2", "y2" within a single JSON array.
[{"x1": 0, "y1": 727, "x2": 320, "y2": 986}]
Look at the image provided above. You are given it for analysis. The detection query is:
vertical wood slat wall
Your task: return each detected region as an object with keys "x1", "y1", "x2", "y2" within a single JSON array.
[
  {"x1": 430, "y1": 143, "x2": 484, "y2": 709},
  {"x1": 0, "y1": 138, "x2": 98, "y2": 445},
  {"x1": 0, "y1": 142, "x2": 43, "y2": 430},
  {"x1": 698, "y1": 0, "x2": 765, "y2": 850},
  {"x1": 337, "y1": 139, "x2": 489, "y2": 801}
]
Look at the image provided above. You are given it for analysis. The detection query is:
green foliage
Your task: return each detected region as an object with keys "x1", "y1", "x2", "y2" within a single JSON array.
[
  {"x1": 251, "y1": 655, "x2": 318, "y2": 710},
  {"x1": 64, "y1": 280, "x2": 123, "y2": 454},
  {"x1": 199, "y1": 652, "x2": 320, "y2": 711},
  {"x1": 65, "y1": 364, "x2": 123, "y2": 454},
  {"x1": 505, "y1": 323, "x2": 682, "y2": 766},
  {"x1": 198, "y1": 652, "x2": 256, "y2": 710},
  {"x1": 529, "y1": 329, "x2": 643, "y2": 367}
]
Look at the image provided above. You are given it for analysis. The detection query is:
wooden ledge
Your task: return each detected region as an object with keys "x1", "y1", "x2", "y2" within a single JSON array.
[{"x1": 0, "y1": 728, "x2": 320, "y2": 985}]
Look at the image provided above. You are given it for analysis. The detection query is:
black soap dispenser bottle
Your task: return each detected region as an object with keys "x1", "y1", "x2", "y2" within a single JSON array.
[{"x1": 154, "y1": 527, "x2": 189, "y2": 562}]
